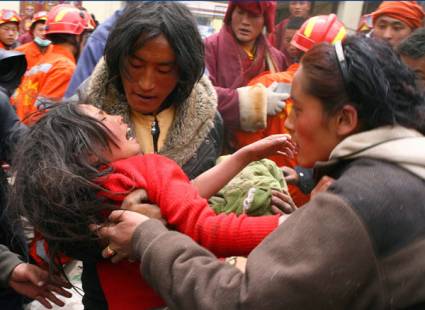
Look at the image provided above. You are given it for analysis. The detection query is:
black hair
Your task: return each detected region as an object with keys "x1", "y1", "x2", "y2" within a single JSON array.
[
  {"x1": 301, "y1": 34, "x2": 425, "y2": 134},
  {"x1": 286, "y1": 16, "x2": 307, "y2": 30},
  {"x1": 10, "y1": 103, "x2": 120, "y2": 272},
  {"x1": 104, "y1": 1, "x2": 204, "y2": 109},
  {"x1": 46, "y1": 33, "x2": 78, "y2": 46},
  {"x1": 398, "y1": 27, "x2": 425, "y2": 59},
  {"x1": 30, "y1": 19, "x2": 46, "y2": 31}
]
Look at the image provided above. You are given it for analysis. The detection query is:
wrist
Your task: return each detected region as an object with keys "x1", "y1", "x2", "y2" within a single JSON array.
[
  {"x1": 7, "y1": 262, "x2": 24, "y2": 286},
  {"x1": 234, "y1": 147, "x2": 253, "y2": 166}
]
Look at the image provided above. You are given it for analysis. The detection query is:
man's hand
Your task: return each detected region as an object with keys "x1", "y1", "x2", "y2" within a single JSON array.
[
  {"x1": 91, "y1": 210, "x2": 151, "y2": 263},
  {"x1": 122, "y1": 189, "x2": 164, "y2": 223},
  {"x1": 270, "y1": 189, "x2": 297, "y2": 214},
  {"x1": 9, "y1": 263, "x2": 72, "y2": 309}
]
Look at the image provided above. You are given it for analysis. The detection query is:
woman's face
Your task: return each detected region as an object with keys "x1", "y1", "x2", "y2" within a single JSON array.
[
  {"x1": 285, "y1": 67, "x2": 342, "y2": 167},
  {"x1": 122, "y1": 34, "x2": 178, "y2": 115},
  {"x1": 80, "y1": 104, "x2": 141, "y2": 162}
]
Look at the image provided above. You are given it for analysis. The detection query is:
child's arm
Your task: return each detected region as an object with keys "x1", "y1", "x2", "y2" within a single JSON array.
[
  {"x1": 192, "y1": 134, "x2": 295, "y2": 199},
  {"x1": 102, "y1": 154, "x2": 289, "y2": 257}
]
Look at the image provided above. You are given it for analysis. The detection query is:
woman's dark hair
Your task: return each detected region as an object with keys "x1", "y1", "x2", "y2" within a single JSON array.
[
  {"x1": 104, "y1": 1, "x2": 204, "y2": 109},
  {"x1": 10, "y1": 103, "x2": 118, "y2": 272},
  {"x1": 301, "y1": 34, "x2": 425, "y2": 134}
]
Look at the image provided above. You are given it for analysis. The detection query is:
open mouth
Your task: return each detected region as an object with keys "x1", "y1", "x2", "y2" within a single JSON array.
[
  {"x1": 136, "y1": 93, "x2": 156, "y2": 101},
  {"x1": 238, "y1": 28, "x2": 251, "y2": 35}
]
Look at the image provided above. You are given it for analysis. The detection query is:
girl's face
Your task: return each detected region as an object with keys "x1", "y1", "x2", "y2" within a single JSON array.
[
  {"x1": 122, "y1": 34, "x2": 178, "y2": 115},
  {"x1": 285, "y1": 67, "x2": 342, "y2": 167},
  {"x1": 80, "y1": 105, "x2": 141, "y2": 162}
]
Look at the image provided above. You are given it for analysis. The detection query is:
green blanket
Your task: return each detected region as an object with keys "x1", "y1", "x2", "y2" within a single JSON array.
[{"x1": 209, "y1": 157, "x2": 287, "y2": 216}]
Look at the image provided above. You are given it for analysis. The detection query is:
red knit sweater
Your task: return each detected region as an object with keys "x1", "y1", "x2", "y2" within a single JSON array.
[{"x1": 96, "y1": 154, "x2": 279, "y2": 309}]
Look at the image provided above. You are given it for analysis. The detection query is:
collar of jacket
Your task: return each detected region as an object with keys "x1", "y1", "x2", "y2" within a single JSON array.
[
  {"x1": 315, "y1": 125, "x2": 425, "y2": 181},
  {"x1": 84, "y1": 57, "x2": 218, "y2": 167}
]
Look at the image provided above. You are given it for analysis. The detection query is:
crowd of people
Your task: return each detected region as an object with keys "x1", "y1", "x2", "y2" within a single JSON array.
[{"x1": 0, "y1": 1, "x2": 425, "y2": 309}]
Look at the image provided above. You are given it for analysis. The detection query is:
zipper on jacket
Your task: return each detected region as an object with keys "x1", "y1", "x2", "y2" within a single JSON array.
[{"x1": 151, "y1": 116, "x2": 160, "y2": 153}]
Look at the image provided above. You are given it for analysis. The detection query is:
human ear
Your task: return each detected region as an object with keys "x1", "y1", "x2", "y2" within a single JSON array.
[{"x1": 335, "y1": 104, "x2": 358, "y2": 137}]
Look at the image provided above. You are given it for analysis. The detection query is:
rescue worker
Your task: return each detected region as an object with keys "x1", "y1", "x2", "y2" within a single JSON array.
[
  {"x1": 234, "y1": 14, "x2": 346, "y2": 206},
  {"x1": 275, "y1": 16, "x2": 307, "y2": 65},
  {"x1": 204, "y1": 0, "x2": 288, "y2": 135},
  {"x1": 371, "y1": 1, "x2": 425, "y2": 49},
  {"x1": 11, "y1": 4, "x2": 95, "y2": 124},
  {"x1": 273, "y1": 1, "x2": 311, "y2": 54},
  {"x1": 0, "y1": 10, "x2": 20, "y2": 50},
  {"x1": 16, "y1": 11, "x2": 52, "y2": 70}
]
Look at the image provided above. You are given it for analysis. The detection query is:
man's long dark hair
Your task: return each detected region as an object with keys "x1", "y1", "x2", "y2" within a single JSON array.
[
  {"x1": 10, "y1": 103, "x2": 118, "y2": 270},
  {"x1": 105, "y1": 1, "x2": 204, "y2": 109}
]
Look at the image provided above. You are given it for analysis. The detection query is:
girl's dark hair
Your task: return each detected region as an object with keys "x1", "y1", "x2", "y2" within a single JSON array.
[
  {"x1": 105, "y1": 1, "x2": 204, "y2": 109},
  {"x1": 10, "y1": 103, "x2": 118, "y2": 271},
  {"x1": 301, "y1": 34, "x2": 425, "y2": 134}
]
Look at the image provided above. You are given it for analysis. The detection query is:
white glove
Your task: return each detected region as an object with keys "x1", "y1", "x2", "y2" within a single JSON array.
[{"x1": 266, "y1": 82, "x2": 290, "y2": 116}]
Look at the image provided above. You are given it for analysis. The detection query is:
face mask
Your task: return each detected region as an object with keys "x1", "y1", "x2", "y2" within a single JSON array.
[{"x1": 34, "y1": 36, "x2": 51, "y2": 47}]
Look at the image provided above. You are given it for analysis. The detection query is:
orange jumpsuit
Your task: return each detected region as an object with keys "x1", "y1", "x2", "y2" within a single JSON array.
[
  {"x1": 11, "y1": 44, "x2": 75, "y2": 124},
  {"x1": 16, "y1": 41, "x2": 52, "y2": 70},
  {"x1": 234, "y1": 63, "x2": 310, "y2": 206}
]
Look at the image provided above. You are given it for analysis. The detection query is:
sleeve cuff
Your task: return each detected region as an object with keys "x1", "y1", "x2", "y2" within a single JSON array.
[
  {"x1": 131, "y1": 219, "x2": 168, "y2": 261},
  {"x1": 237, "y1": 84, "x2": 267, "y2": 132},
  {"x1": 0, "y1": 246, "x2": 23, "y2": 288}
]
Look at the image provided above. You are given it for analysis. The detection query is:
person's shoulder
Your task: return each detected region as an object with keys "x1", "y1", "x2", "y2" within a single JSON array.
[
  {"x1": 15, "y1": 42, "x2": 31, "y2": 52},
  {"x1": 268, "y1": 43, "x2": 285, "y2": 57},
  {"x1": 204, "y1": 32, "x2": 220, "y2": 45},
  {"x1": 90, "y1": 9, "x2": 123, "y2": 42},
  {"x1": 328, "y1": 158, "x2": 425, "y2": 256},
  {"x1": 276, "y1": 18, "x2": 289, "y2": 28},
  {"x1": 48, "y1": 53, "x2": 76, "y2": 71},
  {"x1": 142, "y1": 153, "x2": 178, "y2": 167}
]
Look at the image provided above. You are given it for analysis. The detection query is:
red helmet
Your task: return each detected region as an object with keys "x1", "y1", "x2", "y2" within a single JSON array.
[
  {"x1": 0, "y1": 9, "x2": 21, "y2": 26},
  {"x1": 291, "y1": 14, "x2": 346, "y2": 53},
  {"x1": 31, "y1": 11, "x2": 48, "y2": 28},
  {"x1": 45, "y1": 4, "x2": 95, "y2": 36}
]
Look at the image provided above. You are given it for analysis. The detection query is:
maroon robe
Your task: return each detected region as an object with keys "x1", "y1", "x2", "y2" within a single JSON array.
[
  {"x1": 204, "y1": 25, "x2": 287, "y2": 131},
  {"x1": 272, "y1": 18, "x2": 289, "y2": 51}
]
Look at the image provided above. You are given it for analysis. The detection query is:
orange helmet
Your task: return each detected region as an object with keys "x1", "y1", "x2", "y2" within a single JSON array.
[
  {"x1": 31, "y1": 11, "x2": 48, "y2": 28},
  {"x1": 0, "y1": 9, "x2": 21, "y2": 26},
  {"x1": 291, "y1": 14, "x2": 346, "y2": 52},
  {"x1": 45, "y1": 4, "x2": 95, "y2": 36}
]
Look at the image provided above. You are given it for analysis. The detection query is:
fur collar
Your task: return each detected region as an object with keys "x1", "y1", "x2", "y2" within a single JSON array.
[{"x1": 84, "y1": 57, "x2": 218, "y2": 166}]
